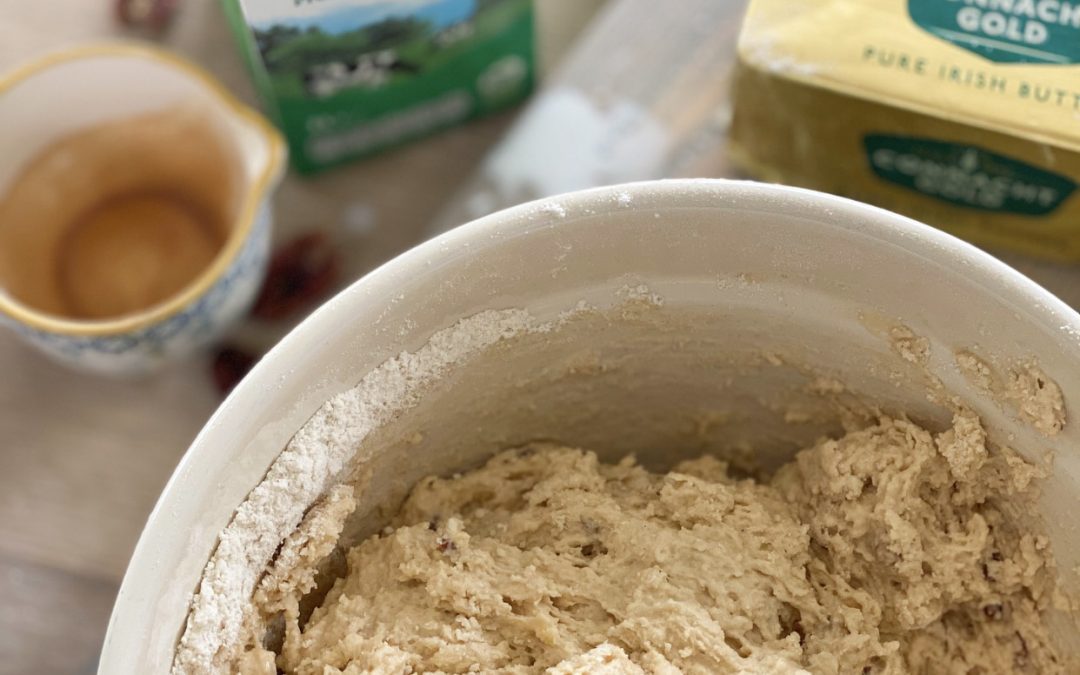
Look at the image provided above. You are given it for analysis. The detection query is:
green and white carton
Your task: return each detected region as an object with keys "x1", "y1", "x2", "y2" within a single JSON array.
[{"x1": 223, "y1": 0, "x2": 535, "y2": 173}]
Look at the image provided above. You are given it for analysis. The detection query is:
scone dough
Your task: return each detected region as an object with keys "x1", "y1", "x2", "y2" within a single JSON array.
[{"x1": 246, "y1": 414, "x2": 1064, "y2": 674}]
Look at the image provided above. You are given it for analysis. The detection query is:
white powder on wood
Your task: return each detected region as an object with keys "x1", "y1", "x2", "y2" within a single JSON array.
[{"x1": 171, "y1": 309, "x2": 549, "y2": 674}]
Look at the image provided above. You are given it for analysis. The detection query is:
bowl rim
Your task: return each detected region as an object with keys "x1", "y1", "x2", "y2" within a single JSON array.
[
  {"x1": 0, "y1": 42, "x2": 286, "y2": 337},
  {"x1": 99, "y1": 178, "x2": 1080, "y2": 671}
]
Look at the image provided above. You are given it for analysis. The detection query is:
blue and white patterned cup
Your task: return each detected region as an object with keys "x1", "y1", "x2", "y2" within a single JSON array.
[{"x1": 0, "y1": 44, "x2": 285, "y2": 376}]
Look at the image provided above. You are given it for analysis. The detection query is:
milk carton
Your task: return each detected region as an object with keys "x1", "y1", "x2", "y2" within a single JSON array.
[{"x1": 224, "y1": 0, "x2": 535, "y2": 173}]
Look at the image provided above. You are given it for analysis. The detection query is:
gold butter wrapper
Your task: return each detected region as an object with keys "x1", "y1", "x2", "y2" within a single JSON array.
[{"x1": 729, "y1": 0, "x2": 1080, "y2": 260}]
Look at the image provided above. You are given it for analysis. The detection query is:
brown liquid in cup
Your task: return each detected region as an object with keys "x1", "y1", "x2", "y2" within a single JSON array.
[{"x1": 0, "y1": 103, "x2": 241, "y2": 321}]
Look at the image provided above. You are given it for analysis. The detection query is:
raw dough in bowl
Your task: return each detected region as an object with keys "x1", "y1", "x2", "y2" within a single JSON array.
[{"x1": 173, "y1": 303, "x2": 1078, "y2": 675}]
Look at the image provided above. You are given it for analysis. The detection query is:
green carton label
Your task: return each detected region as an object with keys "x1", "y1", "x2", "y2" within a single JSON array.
[
  {"x1": 226, "y1": 0, "x2": 534, "y2": 173},
  {"x1": 864, "y1": 134, "x2": 1076, "y2": 215},
  {"x1": 908, "y1": 0, "x2": 1080, "y2": 64}
]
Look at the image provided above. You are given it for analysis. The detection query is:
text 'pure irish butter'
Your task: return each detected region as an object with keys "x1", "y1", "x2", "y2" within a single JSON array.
[{"x1": 729, "y1": 0, "x2": 1080, "y2": 260}]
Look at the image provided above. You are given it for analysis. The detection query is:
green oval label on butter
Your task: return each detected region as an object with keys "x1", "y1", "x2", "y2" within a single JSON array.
[
  {"x1": 864, "y1": 134, "x2": 1076, "y2": 215},
  {"x1": 909, "y1": 0, "x2": 1080, "y2": 64}
]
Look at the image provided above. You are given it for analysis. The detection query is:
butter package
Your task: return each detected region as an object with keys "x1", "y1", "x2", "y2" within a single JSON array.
[
  {"x1": 223, "y1": 0, "x2": 535, "y2": 174},
  {"x1": 729, "y1": 0, "x2": 1080, "y2": 260}
]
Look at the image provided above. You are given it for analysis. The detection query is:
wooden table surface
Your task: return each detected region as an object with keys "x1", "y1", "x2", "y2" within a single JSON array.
[
  {"x1": 0, "y1": 2, "x2": 532, "y2": 673},
  {"x1": 3, "y1": 2, "x2": 1080, "y2": 674}
]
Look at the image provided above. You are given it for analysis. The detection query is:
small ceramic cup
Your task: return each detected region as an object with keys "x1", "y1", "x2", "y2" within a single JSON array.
[{"x1": 0, "y1": 43, "x2": 285, "y2": 376}]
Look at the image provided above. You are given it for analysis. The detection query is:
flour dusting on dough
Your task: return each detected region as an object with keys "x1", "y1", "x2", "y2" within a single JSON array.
[{"x1": 171, "y1": 309, "x2": 551, "y2": 674}]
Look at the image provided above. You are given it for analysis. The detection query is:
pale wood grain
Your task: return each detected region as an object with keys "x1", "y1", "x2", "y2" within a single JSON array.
[
  {"x1": 0, "y1": 555, "x2": 117, "y2": 675},
  {"x1": 0, "y1": 335, "x2": 219, "y2": 579}
]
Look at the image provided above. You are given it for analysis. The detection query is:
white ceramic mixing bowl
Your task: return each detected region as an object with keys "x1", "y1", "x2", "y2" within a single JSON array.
[{"x1": 100, "y1": 180, "x2": 1080, "y2": 671}]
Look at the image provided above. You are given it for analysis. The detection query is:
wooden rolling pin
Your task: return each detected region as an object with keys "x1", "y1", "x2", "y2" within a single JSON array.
[{"x1": 429, "y1": 0, "x2": 746, "y2": 234}]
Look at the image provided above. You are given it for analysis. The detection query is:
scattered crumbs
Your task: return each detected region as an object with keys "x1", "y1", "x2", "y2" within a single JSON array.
[
  {"x1": 956, "y1": 350, "x2": 1066, "y2": 437},
  {"x1": 614, "y1": 191, "x2": 633, "y2": 208},
  {"x1": 934, "y1": 410, "x2": 987, "y2": 480},
  {"x1": 1008, "y1": 362, "x2": 1066, "y2": 436},
  {"x1": 617, "y1": 284, "x2": 664, "y2": 306},
  {"x1": 763, "y1": 352, "x2": 784, "y2": 367},
  {"x1": 956, "y1": 350, "x2": 995, "y2": 392},
  {"x1": 889, "y1": 325, "x2": 930, "y2": 365}
]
